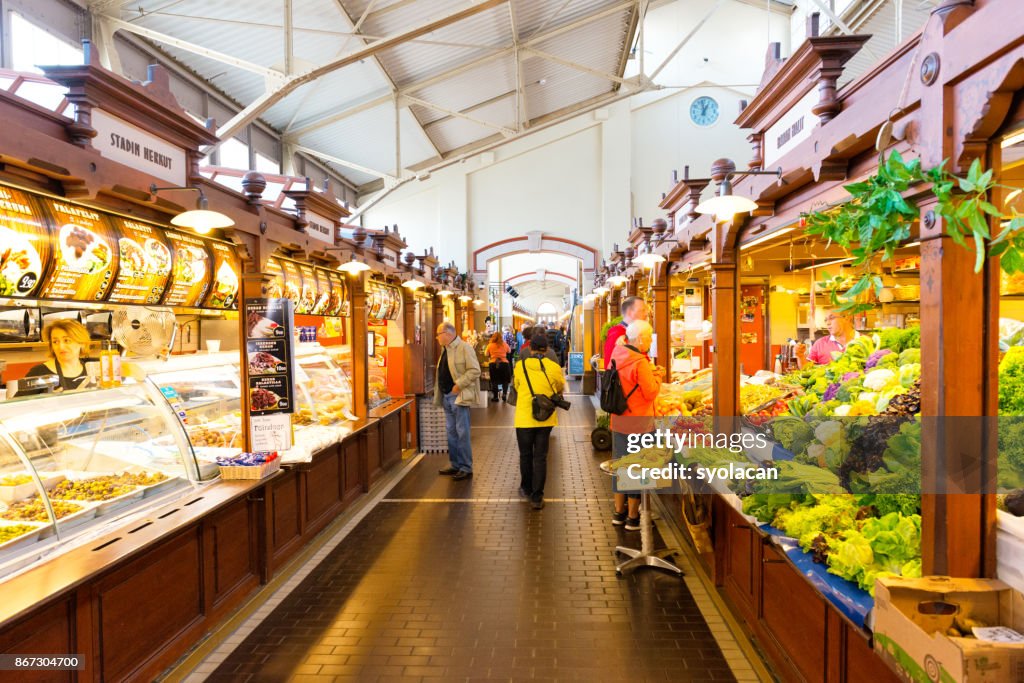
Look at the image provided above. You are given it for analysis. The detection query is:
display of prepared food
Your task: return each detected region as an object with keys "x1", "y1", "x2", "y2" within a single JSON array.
[
  {"x1": 187, "y1": 425, "x2": 243, "y2": 449},
  {"x1": 48, "y1": 472, "x2": 168, "y2": 501},
  {"x1": 0, "y1": 523, "x2": 40, "y2": 546},
  {"x1": 1, "y1": 497, "x2": 83, "y2": 522}
]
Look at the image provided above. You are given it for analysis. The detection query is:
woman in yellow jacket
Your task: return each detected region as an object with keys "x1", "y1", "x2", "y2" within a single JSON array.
[{"x1": 513, "y1": 330, "x2": 566, "y2": 510}]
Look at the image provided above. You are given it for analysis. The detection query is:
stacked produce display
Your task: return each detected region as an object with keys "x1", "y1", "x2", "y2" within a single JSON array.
[{"x1": 630, "y1": 326, "x2": 928, "y2": 604}]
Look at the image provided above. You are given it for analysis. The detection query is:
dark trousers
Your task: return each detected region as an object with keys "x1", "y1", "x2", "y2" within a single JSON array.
[
  {"x1": 489, "y1": 362, "x2": 509, "y2": 396},
  {"x1": 517, "y1": 426, "x2": 553, "y2": 502}
]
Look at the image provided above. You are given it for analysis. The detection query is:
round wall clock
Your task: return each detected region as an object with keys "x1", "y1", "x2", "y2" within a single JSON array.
[{"x1": 690, "y1": 96, "x2": 719, "y2": 126}]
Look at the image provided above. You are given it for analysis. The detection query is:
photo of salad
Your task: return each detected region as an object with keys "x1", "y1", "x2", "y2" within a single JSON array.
[
  {"x1": 174, "y1": 245, "x2": 208, "y2": 285},
  {"x1": 0, "y1": 228, "x2": 42, "y2": 296},
  {"x1": 60, "y1": 223, "x2": 111, "y2": 274}
]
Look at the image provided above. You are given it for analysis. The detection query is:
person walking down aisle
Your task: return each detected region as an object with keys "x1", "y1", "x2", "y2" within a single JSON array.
[
  {"x1": 513, "y1": 331, "x2": 565, "y2": 510},
  {"x1": 486, "y1": 331, "x2": 511, "y2": 402},
  {"x1": 434, "y1": 322, "x2": 481, "y2": 480},
  {"x1": 608, "y1": 320, "x2": 663, "y2": 530}
]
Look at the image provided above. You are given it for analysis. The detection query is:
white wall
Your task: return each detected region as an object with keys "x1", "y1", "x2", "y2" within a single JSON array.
[
  {"x1": 364, "y1": 0, "x2": 792, "y2": 270},
  {"x1": 467, "y1": 126, "x2": 602, "y2": 250}
]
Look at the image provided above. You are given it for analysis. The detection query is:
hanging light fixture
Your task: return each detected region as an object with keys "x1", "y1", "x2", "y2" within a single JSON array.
[
  {"x1": 695, "y1": 168, "x2": 782, "y2": 219},
  {"x1": 150, "y1": 184, "x2": 234, "y2": 234},
  {"x1": 458, "y1": 294, "x2": 472, "y2": 302},
  {"x1": 436, "y1": 287, "x2": 454, "y2": 297},
  {"x1": 472, "y1": 298, "x2": 485, "y2": 306},
  {"x1": 633, "y1": 251, "x2": 666, "y2": 268},
  {"x1": 593, "y1": 285, "x2": 610, "y2": 296},
  {"x1": 337, "y1": 255, "x2": 371, "y2": 274},
  {"x1": 606, "y1": 273, "x2": 628, "y2": 287},
  {"x1": 401, "y1": 277, "x2": 426, "y2": 290}
]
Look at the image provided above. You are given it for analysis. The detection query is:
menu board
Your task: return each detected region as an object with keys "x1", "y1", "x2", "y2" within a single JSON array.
[
  {"x1": 279, "y1": 259, "x2": 302, "y2": 305},
  {"x1": 328, "y1": 272, "x2": 350, "y2": 317},
  {"x1": 161, "y1": 230, "x2": 212, "y2": 307},
  {"x1": 265, "y1": 257, "x2": 286, "y2": 299},
  {"x1": 245, "y1": 298, "x2": 295, "y2": 416},
  {"x1": 202, "y1": 240, "x2": 241, "y2": 310},
  {"x1": 0, "y1": 186, "x2": 50, "y2": 299},
  {"x1": 367, "y1": 281, "x2": 401, "y2": 321},
  {"x1": 107, "y1": 218, "x2": 172, "y2": 304},
  {"x1": 37, "y1": 199, "x2": 118, "y2": 301},
  {"x1": 311, "y1": 268, "x2": 332, "y2": 315},
  {"x1": 296, "y1": 264, "x2": 317, "y2": 314}
]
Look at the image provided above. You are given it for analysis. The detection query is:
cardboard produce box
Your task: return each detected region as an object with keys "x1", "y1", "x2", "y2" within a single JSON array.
[{"x1": 873, "y1": 576, "x2": 1024, "y2": 682}]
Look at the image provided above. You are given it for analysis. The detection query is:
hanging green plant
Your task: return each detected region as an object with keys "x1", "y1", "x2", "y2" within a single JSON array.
[{"x1": 804, "y1": 150, "x2": 1024, "y2": 312}]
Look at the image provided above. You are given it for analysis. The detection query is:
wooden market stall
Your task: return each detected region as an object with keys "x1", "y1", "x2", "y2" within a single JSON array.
[
  {"x1": 0, "y1": 47, "x2": 415, "y2": 679},
  {"x1": 644, "y1": 2, "x2": 1024, "y2": 681}
]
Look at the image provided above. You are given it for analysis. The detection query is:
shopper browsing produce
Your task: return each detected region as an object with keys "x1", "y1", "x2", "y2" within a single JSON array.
[
  {"x1": 434, "y1": 321, "x2": 481, "y2": 480},
  {"x1": 799, "y1": 310, "x2": 858, "y2": 367},
  {"x1": 609, "y1": 319, "x2": 665, "y2": 530},
  {"x1": 603, "y1": 296, "x2": 648, "y2": 365},
  {"x1": 486, "y1": 331, "x2": 511, "y2": 402},
  {"x1": 25, "y1": 320, "x2": 95, "y2": 391},
  {"x1": 513, "y1": 331, "x2": 566, "y2": 510}
]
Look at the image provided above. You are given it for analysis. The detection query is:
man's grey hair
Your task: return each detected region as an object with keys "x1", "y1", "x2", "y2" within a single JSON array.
[{"x1": 437, "y1": 321, "x2": 457, "y2": 335}]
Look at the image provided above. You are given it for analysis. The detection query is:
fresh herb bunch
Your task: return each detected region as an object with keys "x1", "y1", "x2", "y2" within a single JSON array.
[{"x1": 805, "y1": 151, "x2": 1024, "y2": 312}]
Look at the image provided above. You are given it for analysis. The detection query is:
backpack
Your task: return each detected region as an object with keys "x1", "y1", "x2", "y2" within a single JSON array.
[{"x1": 600, "y1": 358, "x2": 639, "y2": 415}]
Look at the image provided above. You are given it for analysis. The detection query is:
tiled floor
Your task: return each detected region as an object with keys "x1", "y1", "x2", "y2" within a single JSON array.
[{"x1": 185, "y1": 398, "x2": 763, "y2": 682}]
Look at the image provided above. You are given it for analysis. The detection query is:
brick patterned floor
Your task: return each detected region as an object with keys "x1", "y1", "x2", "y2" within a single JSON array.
[{"x1": 206, "y1": 400, "x2": 737, "y2": 682}]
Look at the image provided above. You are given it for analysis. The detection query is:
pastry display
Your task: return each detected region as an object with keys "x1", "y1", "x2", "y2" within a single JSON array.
[
  {"x1": 0, "y1": 474, "x2": 32, "y2": 487},
  {"x1": 187, "y1": 425, "x2": 244, "y2": 449},
  {"x1": 1, "y1": 497, "x2": 82, "y2": 522}
]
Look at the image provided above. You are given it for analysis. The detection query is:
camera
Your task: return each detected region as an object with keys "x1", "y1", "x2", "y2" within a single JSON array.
[{"x1": 552, "y1": 395, "x2": 571, "y2": 410}]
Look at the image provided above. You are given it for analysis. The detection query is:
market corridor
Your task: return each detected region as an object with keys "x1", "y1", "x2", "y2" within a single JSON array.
[{"x1": 186, "y1": 399, "x2": 756, "y2": 682}]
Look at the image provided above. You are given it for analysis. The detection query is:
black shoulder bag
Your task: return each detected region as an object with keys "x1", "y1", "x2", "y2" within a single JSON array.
[{"x1": 521, "y1": 358, "x2": 566, "y2": 421}]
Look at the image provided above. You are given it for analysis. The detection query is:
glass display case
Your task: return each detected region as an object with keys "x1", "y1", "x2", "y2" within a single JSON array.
[
  {"x1": 141, "y1": 347, "x2": 359, "y2": 466},
  {"x1": 0, "y1": 385, "x2": 196, "y2": 577},
  {"x1": 144, "y1": 353, "x2": 244, "y2": 480}
]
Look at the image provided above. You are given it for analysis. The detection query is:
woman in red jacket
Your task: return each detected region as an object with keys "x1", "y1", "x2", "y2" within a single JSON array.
[{"x1": 608, "y1": 320, "x2": 664, "y2": 530}]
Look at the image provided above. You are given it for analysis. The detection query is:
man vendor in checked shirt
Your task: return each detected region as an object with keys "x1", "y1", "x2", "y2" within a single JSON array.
[{"x1": 797, "y1": 309, "x2": 857, "y2": 367}]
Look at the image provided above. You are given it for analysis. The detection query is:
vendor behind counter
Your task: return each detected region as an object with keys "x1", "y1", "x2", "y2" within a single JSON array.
[{"x1": 23, "y1": 319, "x2": 96, "y2": 391}]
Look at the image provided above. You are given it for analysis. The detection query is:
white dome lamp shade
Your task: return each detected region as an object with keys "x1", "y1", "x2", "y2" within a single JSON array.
[
  {"x1": 694, "y1": 168, "x2": 782, "y2": 220},
  {"x1": 151, "y1": 184, "x2": 234, "y2": 234}
]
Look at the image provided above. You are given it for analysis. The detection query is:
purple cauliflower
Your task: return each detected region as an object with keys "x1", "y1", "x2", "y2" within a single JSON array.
[
  {"x1": 865, "y1": 349, "x2": 894, "y2": 370},
  {"x1": 823, "y1": 382, "x2": 841, "y2": 401},
  {"x1": 842, "y1": 371, "x2": 861, "y2": 382}
]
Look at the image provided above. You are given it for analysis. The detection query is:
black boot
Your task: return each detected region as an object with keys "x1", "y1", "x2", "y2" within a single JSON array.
[{"x1": 490, "y1": 392, "x2": 499, "y2": 402}]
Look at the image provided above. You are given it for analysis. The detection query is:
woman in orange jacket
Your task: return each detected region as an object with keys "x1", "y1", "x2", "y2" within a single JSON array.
[
  {"x1": 485, "y1": 331, "x2": 511, "y2": 402},
  {"x1": 608, "y1": 320, "x2": 664, "y2": 530}
]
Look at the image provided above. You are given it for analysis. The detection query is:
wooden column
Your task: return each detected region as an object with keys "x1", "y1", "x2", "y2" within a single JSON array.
[
  {"x1": 710, "y1": 262, "x2": 741, "y2": 424},
  {"x1": 918, "y1": 206, "x2": 996, "y2": 578},
  {"x1": 651, "y1": 267, "x2": 671, "y2": 368},
  {"x1": 609, "y1": 287, "x2": 622, "y2": 323},
  {"x1": 915, "y1": 2, "x2": 998, "y2": 579},
  {"x1": 351, "y1": 272, "x2": 369, "y2": 419},
  {"x1": 403, "y1": 288, "x2": 423, "y2": 395}
]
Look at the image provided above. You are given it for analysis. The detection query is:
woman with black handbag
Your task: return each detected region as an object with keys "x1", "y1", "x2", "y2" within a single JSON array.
[{"x1": 512, "y1": 331, "x2": 566, "y2": 510}]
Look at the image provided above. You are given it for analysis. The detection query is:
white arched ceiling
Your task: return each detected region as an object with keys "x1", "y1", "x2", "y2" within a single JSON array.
[
  {"x1": 473, "y1": 233, "x2": 597, "y2": 273},
  {"x1": 504, "y1": 271, "x2": 577, "y2": 288}
]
